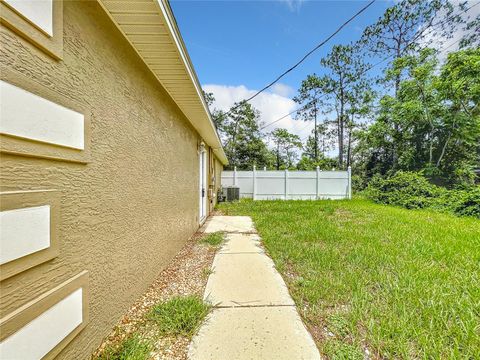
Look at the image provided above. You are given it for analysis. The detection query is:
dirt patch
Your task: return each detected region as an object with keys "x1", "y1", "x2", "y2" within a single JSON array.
[
  {"x1": 211, "y1": 207, "x2": 225, "y2": 216},
  {"x1": 92, "y1": 232, "x2": 217, "y2": 360},
  {"x1": 330, "y1": 208, "x2": 353, "y2": 222}
]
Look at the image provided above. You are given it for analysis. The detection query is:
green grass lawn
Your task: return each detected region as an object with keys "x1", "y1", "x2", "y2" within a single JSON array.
[{"x1": 218, "y1": 198, "x2": 480, "y2": 359}]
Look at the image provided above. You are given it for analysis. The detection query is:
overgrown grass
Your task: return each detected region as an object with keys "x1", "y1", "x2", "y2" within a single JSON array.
[
  {"x1": 96, "y1": 296, "x2": 211, "y2": 359},
  {"x1": 147, "y1": 296, "x2": 211, "y2": 338},
  {"x1": 201, "y1": 232, "x2": 225, "y2": 246},
  {"x1": 98, "y1": 334, "x2": 152, "y2": 360},
  {"x1": 218, "y1": 198, "x2": 480, "y2": 359}
]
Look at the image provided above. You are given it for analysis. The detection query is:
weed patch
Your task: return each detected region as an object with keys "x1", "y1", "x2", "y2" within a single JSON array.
[
  {"x1": 97, "y1": 334, "x2": 152, "y2": 360},
  {"x1": 323, "y1": 340, "x2": 363, "y2": 360},
  {"x1": 201, "y1": 232, "x2": 225, "y2": 246},
  {"x1": 148, "y1": 296, "x2": 211, "y2": 338}
]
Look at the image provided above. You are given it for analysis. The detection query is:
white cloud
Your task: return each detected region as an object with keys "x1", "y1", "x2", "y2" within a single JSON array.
[
  {"x1": 419, "y1": 1, "x2": 479, "y2": 60},
  {"x1": 280, "y1": 0, "x2": 305, "y2": 12},
  {"x1": 271, "y1": 83, "x2": 295, "y2": 97},
  {"x1": 203, "y1": 83, "x2": 315, "y2": 142}
]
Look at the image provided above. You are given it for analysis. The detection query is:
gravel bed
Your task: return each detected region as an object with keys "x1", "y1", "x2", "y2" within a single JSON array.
[{"x1": 92, "y1": 232, "x2": 217, "y2": 360}]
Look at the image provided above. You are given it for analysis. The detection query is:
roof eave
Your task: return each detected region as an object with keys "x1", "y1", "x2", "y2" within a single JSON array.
[
  {"x1": 98, "y1": 0, "x2": 228, "y2": 165},
  {"x1": 156, "y1": 0, "x2": 228, "y2": 165}
]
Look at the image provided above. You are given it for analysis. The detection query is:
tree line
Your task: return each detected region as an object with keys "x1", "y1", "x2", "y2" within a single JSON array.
[{"x1": 206, "y1": 0, "x2": 479, "y2": 188}]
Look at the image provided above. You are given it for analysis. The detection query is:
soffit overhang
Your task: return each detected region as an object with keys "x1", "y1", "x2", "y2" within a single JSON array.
[{"x1": 98, "y1": 0, "x2": 228, "y2": 165}]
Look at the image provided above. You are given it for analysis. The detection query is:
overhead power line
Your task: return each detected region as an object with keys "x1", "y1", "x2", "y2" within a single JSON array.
[
  {"x1": 264, "y1": 33, "x2": 469, "y2": 144},
  {"x1": 295, "y1": 35, "x2": 469, "y2": 145},
  {"x1": 259, "y1": 100, "x2": 316, "y2": 130},
  {"x1": 227, "y1": 0, "x2": 376, "y2": 113},
  {"x1": 257, "y1": 1, "x2": 479, "y2": 133}
]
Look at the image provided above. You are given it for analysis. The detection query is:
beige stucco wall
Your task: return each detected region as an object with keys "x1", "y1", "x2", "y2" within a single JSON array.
[
  {"x1": 212, "y1": 156, "x2": 224, "y2": 210},
  {"x1": 207, "y1": 148, "x2": 224, "y2": 213},
  {"x1": 0, "y1": 1, "x2": 218, "y2": 358}
]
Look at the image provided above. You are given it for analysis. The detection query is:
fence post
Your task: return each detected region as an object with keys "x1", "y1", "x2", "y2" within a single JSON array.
[
  {"x1": 347, "y1": 166, "x2": 352, "y2": 199},
  {"x1": 253, "y1": 165, "x2": 257, "y2": 200},
  {"x1": 316, "y1": 166, "x2": 320, "y2": 200},
  {"x1": 233, "y1": 166, "x2": 237, "y2": 186},
  {"x1": 284, "y1": 169, "x2": 288, "y2": 200}
]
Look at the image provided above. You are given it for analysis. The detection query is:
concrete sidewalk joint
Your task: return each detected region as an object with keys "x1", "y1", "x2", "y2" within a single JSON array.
[
  {"x1": 201, "y1": 216, "x2": 257, "y2": 234},
  {"x1": 215, "y1": 304, "x2": 296, "y2": 309},
  {"x1": 189, "y1": 216, "x2": 321, "y2": 360}
]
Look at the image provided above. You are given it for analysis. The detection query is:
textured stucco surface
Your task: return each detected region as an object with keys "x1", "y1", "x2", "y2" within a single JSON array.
[
  {"x1": 0, "y1": 1, "x2": 220, "y2": 359},
  {"x1": 208, "y1": 155, "x2": 223, "y2": 213}
]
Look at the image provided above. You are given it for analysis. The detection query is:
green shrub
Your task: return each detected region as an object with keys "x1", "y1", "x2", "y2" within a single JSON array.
[
  {"x1": 366, "y1": 171, "x2": 480, "y2": 218},
  {"x1": 147, "y1": 296, "x2": 210, "y2": 337},
  {"x1": 351, "y1": 174, "x2": 367, "y2": 192},
  {"x1": 446, "y1": 187, "x2": 480, "y2": 218},
  {"x1": 366, "y1": 172, "x2": 441, "y2": 209}
]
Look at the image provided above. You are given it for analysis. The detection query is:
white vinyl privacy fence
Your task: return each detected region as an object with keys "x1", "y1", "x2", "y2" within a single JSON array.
[{"x1": 222, "y1": 166, "x2": 352, "y2": 200}]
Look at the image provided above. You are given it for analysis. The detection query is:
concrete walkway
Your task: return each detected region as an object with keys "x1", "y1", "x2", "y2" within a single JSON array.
[{"x1": 188, "y1": 216, "x2": 321, "y2": 360}]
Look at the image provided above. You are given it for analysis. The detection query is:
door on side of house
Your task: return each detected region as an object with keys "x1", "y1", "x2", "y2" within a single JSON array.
[{"x1": 199, "y1": 145, "x2": 207, "y2": 222}]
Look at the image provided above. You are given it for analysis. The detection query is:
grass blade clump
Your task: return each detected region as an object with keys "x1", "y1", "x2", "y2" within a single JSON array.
[
  {"x1": 201, "y1": 232, "x2": 225, "y2": 246},
  {"x1": 148, "y1": 296, "x2": 210, "y2": 338},
  {"x1": 98, "y1": 334, "x2": 152, "y2": 360}
]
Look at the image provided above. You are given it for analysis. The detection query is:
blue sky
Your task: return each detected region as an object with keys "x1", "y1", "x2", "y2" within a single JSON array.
[
  {"x1": 169, "y1": 0, "x2": 476, "y2": 140},
  {"x1": 171, "y1": 0, "x2": 389, "y2": 91},
  {"x1": 169, "y1": 0, "x2": 392, "y2": 140}
]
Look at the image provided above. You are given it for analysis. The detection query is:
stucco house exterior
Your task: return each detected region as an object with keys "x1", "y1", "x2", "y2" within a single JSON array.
[{"x1": 0, "y1": 0, "x2": 227, "y2": 358}]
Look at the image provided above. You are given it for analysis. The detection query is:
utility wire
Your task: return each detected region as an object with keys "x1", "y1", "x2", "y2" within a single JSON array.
[
  {"x1": 280, "y1": 33, "x2": 469, "y2": 145},
  {"x1": 259, "y1": 99, "x2": 317, "y2": 130},
  {"x1": 296, "y1": 34, "x2": 468, "y2": 146},
  {"x1": 227, "y1": 0, "x2": 376, "y2": 114},
  {"x1": 257, "y1": 1, "x2": 479, "y2": 133}
]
